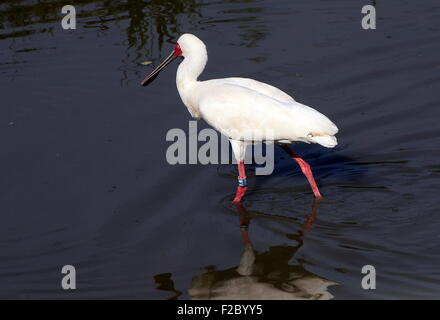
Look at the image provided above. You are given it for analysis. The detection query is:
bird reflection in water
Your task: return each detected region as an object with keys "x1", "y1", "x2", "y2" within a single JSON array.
[
  {"x1": 188, "y1": 200, "x2": 338, "y2": 300},
  {"x1": 154, "y1": 272, "x2": 183, "y2": 300}
]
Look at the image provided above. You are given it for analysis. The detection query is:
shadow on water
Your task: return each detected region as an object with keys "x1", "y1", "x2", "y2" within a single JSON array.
[
  {"x1": 217, "y1": 143, "x2": 368, "y2": 201},
  {"x1": 154, "y1": 200, "x2": 338, "y2": 300}
]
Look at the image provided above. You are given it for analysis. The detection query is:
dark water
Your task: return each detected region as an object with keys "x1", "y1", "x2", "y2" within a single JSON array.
[{"x1": 1, "y1": 0, "x2": 440, "y2": 299}]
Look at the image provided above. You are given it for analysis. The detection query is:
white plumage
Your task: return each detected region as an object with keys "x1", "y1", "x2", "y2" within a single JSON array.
[
  {"x1": 141, "y1": 33, "x2": 338, "y2": 202},
  {"x1": 174, "y1": 34, "x2": 338, "y2": 161}
]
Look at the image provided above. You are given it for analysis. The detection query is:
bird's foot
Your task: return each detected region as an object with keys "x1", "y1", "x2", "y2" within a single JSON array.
[
  {"x1": 314, "y1": 193, "x2": 324, "y2": 201},
  {"x1": 232, "y1": 186, "x2": 247, "y2": 204}
]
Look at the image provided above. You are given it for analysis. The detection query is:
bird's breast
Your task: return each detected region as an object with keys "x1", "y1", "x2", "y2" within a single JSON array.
[{"x1": 176, "y1": 81, "x2": 202, "y2": 119}]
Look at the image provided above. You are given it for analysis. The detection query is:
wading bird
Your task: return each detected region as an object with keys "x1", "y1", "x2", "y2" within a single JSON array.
[{"x1": 141, "y1": 34, "x2": 338, "y2": 204}]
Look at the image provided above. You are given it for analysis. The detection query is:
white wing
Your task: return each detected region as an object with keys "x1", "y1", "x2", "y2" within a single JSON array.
[
  {"x1": 215, "y1": 77, "x2": 296, "y2": 103},
  {"x1": 197, "y1": 80, "x2": 338, "y2": 147}
]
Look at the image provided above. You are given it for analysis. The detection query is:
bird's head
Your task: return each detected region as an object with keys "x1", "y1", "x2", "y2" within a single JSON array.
[
  {"x1": 140, "y1": 33, "x2": 206, "y2": 86},
  {"x1": 175, "y1": 33, "x2": 207, "y2": 59}
]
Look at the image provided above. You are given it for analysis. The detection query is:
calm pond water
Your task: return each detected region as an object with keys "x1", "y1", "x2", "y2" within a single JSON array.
[{"x1": 1, "y1": 0, "x2": 440, "y2": 299}]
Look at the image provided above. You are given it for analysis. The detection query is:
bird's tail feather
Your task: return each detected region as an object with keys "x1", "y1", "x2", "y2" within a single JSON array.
[{"x1": 309, "y1": 135, "x2": 338, "y2": 148}]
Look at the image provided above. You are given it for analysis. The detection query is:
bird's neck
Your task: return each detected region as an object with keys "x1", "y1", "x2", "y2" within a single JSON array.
[
  {"x1": 176, "y1": 52, "x2": 207, "y2": 117},
  {"x1": 176, "y1": 52, "x2": 207, "y2": 87}
]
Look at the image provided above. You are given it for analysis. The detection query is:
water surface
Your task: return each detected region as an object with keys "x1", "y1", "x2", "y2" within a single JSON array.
[{"x1": 1, "y1": 0, "x2": 440, "y2": 299}]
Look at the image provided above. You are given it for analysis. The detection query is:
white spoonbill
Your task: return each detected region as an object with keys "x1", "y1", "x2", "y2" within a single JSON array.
[{"x1": 141, "y1": 34, "x2": 338, "y2": 204}]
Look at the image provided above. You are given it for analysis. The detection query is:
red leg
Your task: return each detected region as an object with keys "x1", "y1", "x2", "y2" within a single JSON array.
[
  {"x1": 279, "y1": 144, "x2": 323, "y2": 200},
  {"x1": 232, "y1": 161, "x2": 248, "y2": 204}
]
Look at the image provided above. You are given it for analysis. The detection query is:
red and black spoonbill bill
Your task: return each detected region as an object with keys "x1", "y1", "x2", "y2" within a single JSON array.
[{"x1": 141, "y1": 34, "x2": 338, "y2": 204}]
